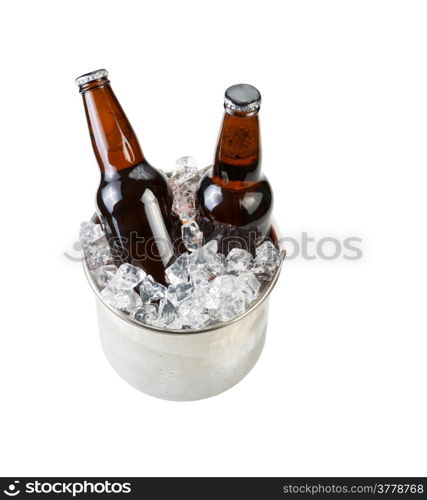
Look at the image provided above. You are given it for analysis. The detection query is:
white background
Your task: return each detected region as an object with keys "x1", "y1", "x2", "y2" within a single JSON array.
[{"x1": 0, "y1": 0, "x2": 426, "y2": 477}]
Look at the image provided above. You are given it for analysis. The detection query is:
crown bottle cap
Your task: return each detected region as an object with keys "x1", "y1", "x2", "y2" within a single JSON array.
[
  {"x1": 224, "y1": 84, "x2": 261, "y2": 114},
  {"x1": 75, "y1": 69, "x2": 109, "y2": 86}
]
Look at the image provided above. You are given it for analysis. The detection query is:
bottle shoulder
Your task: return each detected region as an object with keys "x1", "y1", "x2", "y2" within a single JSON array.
[
  {"x1": 197, "y1": 172, "x2": 273, "y2": 231},
  {"x1": 97, "y1": 163, "x2": 173, "y2": 212},
  {"x1": 198, "y1": 173, "x2": 272, "y2": 197},
  {"x1": 100, "y1": 162, "x2": 167, "y2": 183}
]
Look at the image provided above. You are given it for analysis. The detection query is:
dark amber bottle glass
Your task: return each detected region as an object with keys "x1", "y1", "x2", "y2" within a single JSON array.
[
  {"x1": 196, "y1": 84, "x2": 273, "y2": 249},
  {"x1": 76, "y1": 69, "x2": 180, "y2": 284}
]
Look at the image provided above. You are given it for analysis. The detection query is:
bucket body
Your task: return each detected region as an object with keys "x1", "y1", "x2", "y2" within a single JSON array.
[
  {"x1": 84, "y1": 215, "x2": 282, "y2": 401},
  {"x1": 95, "y1": 293, "x2": 270, "y2": 401}
]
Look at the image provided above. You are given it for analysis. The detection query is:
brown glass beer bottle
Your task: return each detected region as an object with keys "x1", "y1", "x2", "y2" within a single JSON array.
[
  {"x1": 196, "y1": 84, "x2": 273, "y2": 250},
  {"x1": 76, "y1": 69, "x2": 180, "y2": 284}
]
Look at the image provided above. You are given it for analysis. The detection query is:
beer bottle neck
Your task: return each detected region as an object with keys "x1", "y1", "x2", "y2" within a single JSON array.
[
  {"x1": 213, "y1": 111, "x2": 261, "y2": 183},
  {"x1": 80, "y1": 78, "x2": 145, "y2": 174}
]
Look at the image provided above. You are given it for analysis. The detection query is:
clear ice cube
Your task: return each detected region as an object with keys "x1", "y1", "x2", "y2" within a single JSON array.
[
  {"x1": 253, "y1": 240, "x2": 282, "y2": 280},
  {"x1": 101, "y1": 286, "x2": 142, "y2": 312},
  {"x1": 166, "y1": 281, "x2": 194, "y2": 306},
  {"x1": 110, "y1": 263, "x2": 146, "y2": 289},
  {"x1": 209, "y1": 252, "x2": 227, "y2": 278},
  {"x1": 255, "y1": 240, "x2": 282, "y2": 267},
  {"x1": 194, "y1": 239, "x2": 218, "y2": 262},
  {"x1": 139, "y1": 275, "x2": 167, "y2": 303},
  {"x1": 181, "y1": 220, "x2": 204, "y2": 252},
  {"x1": 237, "y1": 271, "x2": 262, "y2": 303},
  {"x1": 165, "y1": 252, "x2": 190, "y2": 285},
  {"x1": 205, "y1": 275, "x2": 239, "y2": 311},
  {"x1": 189, "y1": 239, "x2": 217, "y2": 269},
  {"x1": 169, "y1": 156, "x2": 200, "y2": 221},
  {"x1": 190, "y1": 270, "x2": 210, "y2": 294},
  {"x1": 85, "y1": 243, "x2": 113, "y2": 270},
  {"x1": 205, "y1": 274, "x2": 255, "y2": 321},
  {"x1": 170, "y1": 156, "x2": 199, "y2": 187},
  {"x1": 79, "y1": 222, "x2": 105, "y2": 247},
  {"x1": 216, "y1": 293, "x2": 247, "y2": 321},
  {"x1": 204, "y1": 284, "x2": 221, "y2": 310},
  {"x1": 92, "y1": 264, "x2": 118, "y2": 288},
  {"x1": 167, "y1": 317, "x2": 183, "y2": 330},
  {"x1": 132, "y1": 303, "x2": 158, "y2": 325},
  {"x1": 226, "y1": 248, "x2": 254, "y2": 273},
  {"x1": 156, "y1": 298, "x2": 182, "y2": 329},
  {"x1": 172, "y1": 189, "x2": 197, "y2": 222},
  {"x1": 213, "y1": 274, "x2": 239, "y2": 293},
  {"x1": 177, "y1": 295, "x2": 209, "y2": 329},
  {"x1": 188, "y1": 240, "x2": 226, "y2": 281}
]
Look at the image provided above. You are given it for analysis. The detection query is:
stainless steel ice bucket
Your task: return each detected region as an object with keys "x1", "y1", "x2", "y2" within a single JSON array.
[{"x1": 83, "y1": 218, "x2": 283, "y2": 401}]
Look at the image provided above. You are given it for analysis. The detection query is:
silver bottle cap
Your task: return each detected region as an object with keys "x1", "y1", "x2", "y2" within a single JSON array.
[
  {"x1": 224, "y1": 84, "x2": 261, "y2": 114},
  {"x1": 75, "y1": 69, "x2": 108, "y2": 86}
]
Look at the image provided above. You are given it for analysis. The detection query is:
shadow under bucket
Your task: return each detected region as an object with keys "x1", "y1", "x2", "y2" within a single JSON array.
[{"x1": 83, "y1": 217, "x2": 284, "y2": 401}]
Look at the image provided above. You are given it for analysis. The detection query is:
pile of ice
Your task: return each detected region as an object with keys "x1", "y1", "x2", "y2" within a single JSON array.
[
  {"x1": 80, "y1": 157, "x2": 283, "y2": 331},
  {"x1": 168, "y1": 156, "x2": 211, "y2": 222}
]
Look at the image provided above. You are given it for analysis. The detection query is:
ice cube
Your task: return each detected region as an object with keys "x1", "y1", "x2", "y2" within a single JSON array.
[
  {"x1": 109, "y1": 263, "x2": 146, "y2": 289},
  {"x1": 190, "y1": 269, "x2": 210, "y2": 291},
  {"x1": 101, "y1": 286, "x2": 142, "y2": 312},
  {"x1": 189, "y1": 239, "x2": 217, "y2": 268},
  {"x1": 237, "y1": 271, "x2": 261, "y2": 304},
  {"x1": 253, "y1": 240, "x2": 282, "y2": 280},
  {"x1": 181, "y1": 220, "x2": 204, "y2": 252},
  {"x1": 170, "y1": 156, "x2": 199, "y2": 187},
  {"x1": 194, "y1": 239, "x2": 218, "y2": 262},
  {"x1": 156, "y1": 298, "x2": 182, "y2": 329},
  {"x1": 139, "y1": 275, "x2": 167, "y2": 303},
  {"x1": 172, "y1": 189, "x2": 197, "y2": 222},
  {"x1": 131, "y1": 303, "x2": 158, "y2": 325},
  {"x1": 166, "y1": 281, "x2": 194, "y2": 306},
  {"x1": 216, "y1": 293, "x2": 247, "y2": 321},
  {"x1": 166, "y1": 317, "x2": 183, "y2": 330},
  {"x1": 177, "y1": 296, "x2": 209, "y2": 329},
  {"x1": 205, "y1": 275, "x2": 239, "y2": 311},
  {"x1": 211, "y1": 253, "x2": 227, "y2": 278},
  {"x1": 226, "y1": 248, "x2": 254, "y2": 273},
  {"x1": 79, "y1": 222, "x2": 105, "y2": 247},
  {"x1": 165, "y1": 253, "x2": 190, "y2": 285},
  {"x1": 169, "y1": 157, "x2": 200, "y2": 221},
  {"x1": 186, "y1": 240, "x2": 223, "y2": 281},
  {"x1": 85, "y1": 243, "x2": 113, "y2": 270},
  {"x1": 204, "y1": 284, "x2": 221, "y2": 310},
  {"x1": 188, "y1": 241, "x2": 227, "y2": 282},
  {"x1": 92, "y1": 264, "x2": 118, "y2": 288},
  {"x1": 255, "y1": 240, "x2": 282, "y2": 267},
  {"x1": 205, "y1": 274, "x2": 252, "y2": 321},
  {"x1": 214, "y1": 274, "x2": 240, "y2": 292}
]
